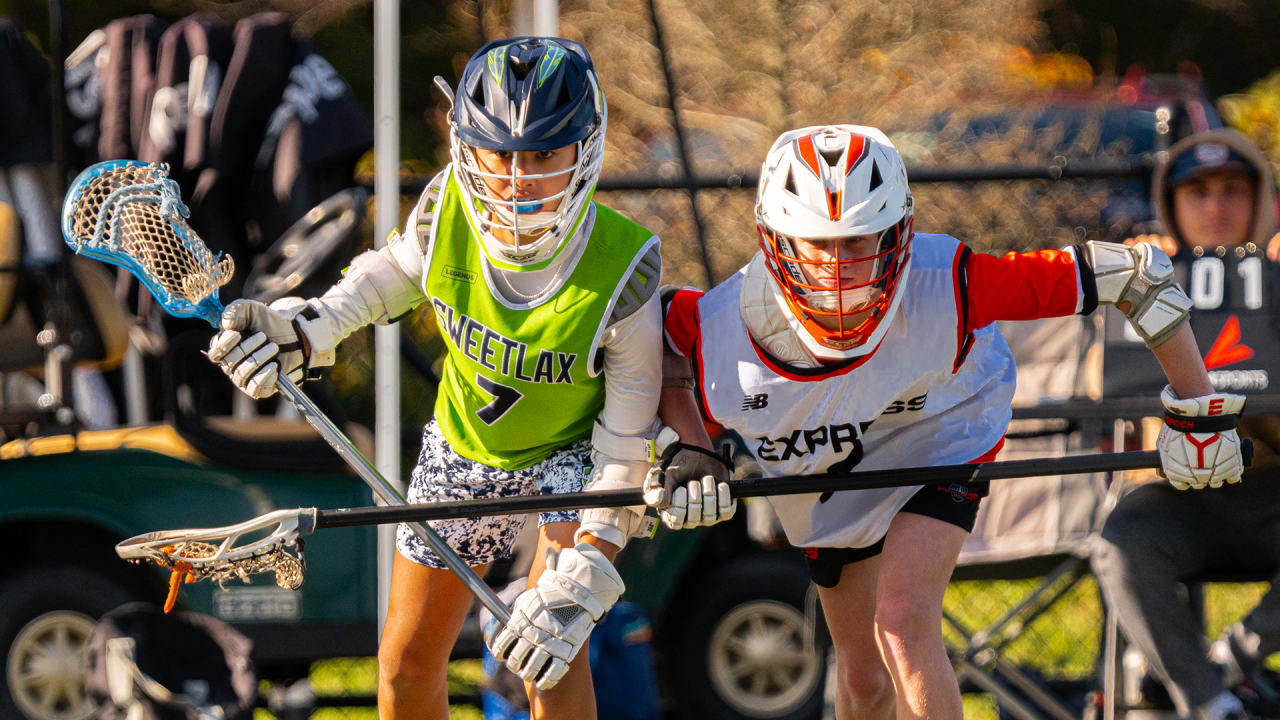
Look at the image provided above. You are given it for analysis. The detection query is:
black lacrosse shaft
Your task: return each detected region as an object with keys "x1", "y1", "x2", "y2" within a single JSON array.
[{"x1": 313, "y1": 450, "x2": 1159, "y2": 530}]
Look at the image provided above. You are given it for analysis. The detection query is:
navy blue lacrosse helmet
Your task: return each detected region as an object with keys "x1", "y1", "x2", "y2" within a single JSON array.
[
  {"x1": 448, "y1": 37, "x2": 607, "y2": 269},
  {"x1": 455, "y1": 37, "x2": 602, "y2": 151}
]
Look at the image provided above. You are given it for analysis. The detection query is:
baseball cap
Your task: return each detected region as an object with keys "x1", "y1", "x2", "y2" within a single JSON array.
[{"x1": 1167, "y1": 141, "x2": 1257, "y2": 186}]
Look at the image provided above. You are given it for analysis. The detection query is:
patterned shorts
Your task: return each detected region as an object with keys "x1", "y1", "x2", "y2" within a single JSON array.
[{"x1": 395, "y1": 421, "x2": 593, "y2": 569}]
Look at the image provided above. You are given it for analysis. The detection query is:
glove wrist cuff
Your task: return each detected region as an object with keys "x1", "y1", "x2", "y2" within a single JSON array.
[
  {"x1": 1164, "y1": 411, "x2": 1240, "y2": 433},
  {"x1": 295, "y1": 302, "x2": 337, "y2": 371}
]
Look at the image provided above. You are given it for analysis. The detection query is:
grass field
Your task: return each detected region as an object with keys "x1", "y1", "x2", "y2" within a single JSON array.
[{"x1": 256, "y1": 580, "x2": 1272, "y2": 720}]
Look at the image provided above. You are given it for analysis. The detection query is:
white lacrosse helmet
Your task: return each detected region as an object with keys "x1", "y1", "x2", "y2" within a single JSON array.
[
  {"x1": 448, "y1": 37, "x2": 607, "y2": 271},
  {"x1": 755, "y1": 125, "x2": 914, "y2": 360}
]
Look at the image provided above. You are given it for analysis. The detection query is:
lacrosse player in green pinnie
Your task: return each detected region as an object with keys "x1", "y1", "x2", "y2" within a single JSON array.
[{"x1": 208, "y1": 38, "x2": 688, "y2": 720}]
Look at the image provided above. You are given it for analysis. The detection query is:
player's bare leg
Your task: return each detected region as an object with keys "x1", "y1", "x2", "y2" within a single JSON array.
[
  {"x1": 379, "y1": 553, "x2": 490, "y2": 720},
  {"x1": 817, "y1": 554, "x2": 895, "y2": 720},
  {"x1": 523, "y1": 521, "x2": 601, "y2": 720},
  {"x1": 875, "y1": 511, "x2": 968, "y2": 720}
]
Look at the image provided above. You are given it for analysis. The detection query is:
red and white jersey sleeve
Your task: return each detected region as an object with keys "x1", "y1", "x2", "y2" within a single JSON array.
[
  {"x1": 950, "y1": 244, "x2": 1089, "y2": 372},
  {"x1": 958, "y1": 246, "x2": 1087, "y2": 329}
]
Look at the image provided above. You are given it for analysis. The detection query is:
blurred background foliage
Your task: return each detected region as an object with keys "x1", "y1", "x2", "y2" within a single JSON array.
[
  {"x1": 1, "y1": 0, "x2": 1280, "y2": 434},
  {"x1": 0, "y1": 0, "x2": 1276, "y2": 172}
]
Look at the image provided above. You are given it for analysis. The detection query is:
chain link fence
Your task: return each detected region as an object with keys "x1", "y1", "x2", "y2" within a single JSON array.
[{"x1": 599, "y1": 169, "x2": 1143, "y2": 292}]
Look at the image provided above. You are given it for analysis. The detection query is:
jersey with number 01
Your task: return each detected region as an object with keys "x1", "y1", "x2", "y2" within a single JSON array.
[
  {"x1": 664, "y1": 233, "x2": 1090, "y2": 549},
  {"x1": 425, "y1": 170, "x2": 658, "y2": 471}
]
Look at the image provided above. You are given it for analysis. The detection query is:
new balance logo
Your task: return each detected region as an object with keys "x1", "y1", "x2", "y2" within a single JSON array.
[{"x1": 741, "y1": 394, "x2": 769, "y2": 410}]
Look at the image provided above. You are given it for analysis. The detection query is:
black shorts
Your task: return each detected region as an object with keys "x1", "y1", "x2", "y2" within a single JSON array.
[{"x1": 803, "y1": 480, "x2": 989, "y2": 588}]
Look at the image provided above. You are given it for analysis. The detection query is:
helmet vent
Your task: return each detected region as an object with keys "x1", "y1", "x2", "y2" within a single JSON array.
[
  {"x1": 868, "y1": 161, "x2": 883, "y2": 192},
  {"x1": 818, "y1": 147, "x2": 843, "y2": 167},
  {"x1": 557, "y1": 81, "x2": 572, "y2": 108},
  {"x1": 784, "y1": 167, "x2": 797, "y2": 195},
  {"x1": 510, "y1": 57, "x2": 537, "y2": 81}
]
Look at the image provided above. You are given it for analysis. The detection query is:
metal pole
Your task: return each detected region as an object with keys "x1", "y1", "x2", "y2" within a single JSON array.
[
  {"x1": 533, "y1": 0, "x2": 559, "y2": 36},
  {"x1": 1103, "y1": 417, "x2": 1127, "y2": 720},
  {"x1": 373, "y1": 0, "x2": 401, "y2": 639},
  {"x1": 277, "y1": 378, "x2": 511, "y2": 625}
]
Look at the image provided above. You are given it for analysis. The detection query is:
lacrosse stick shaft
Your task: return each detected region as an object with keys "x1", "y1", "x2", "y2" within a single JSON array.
[
  {"x1": 314, "y1": 450, "x2": 1161, "y2": 530},
  {"x1": 275, "y1": 377, "x2": 512, "y2": 625}
]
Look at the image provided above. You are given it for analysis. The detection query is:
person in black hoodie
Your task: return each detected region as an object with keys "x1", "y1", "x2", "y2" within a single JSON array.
[{"x1": 1094, "y1": 128, "x2": 1280, "y2": 720}]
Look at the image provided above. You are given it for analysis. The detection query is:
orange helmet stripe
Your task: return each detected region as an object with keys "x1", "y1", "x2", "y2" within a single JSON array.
[{"x1": 795, "y1": 134, "x2": 822, "y2": 178}]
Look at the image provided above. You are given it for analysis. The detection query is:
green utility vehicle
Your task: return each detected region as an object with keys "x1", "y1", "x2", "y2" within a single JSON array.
[{"x1": 0, "y1": 421, "x2": 379, "y2": 720}]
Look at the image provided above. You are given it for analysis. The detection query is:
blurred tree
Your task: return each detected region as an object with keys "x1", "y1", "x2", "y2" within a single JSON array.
[{"x1": 1040, "y1": 0, "x2": 1280, "y2": 98}]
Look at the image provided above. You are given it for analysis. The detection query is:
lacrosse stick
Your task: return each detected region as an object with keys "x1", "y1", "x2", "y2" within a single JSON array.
[
  {"x1": 116, "y1": 449, "x2": 1168, "y2": 592},
  {"x1": 63, "y1": 160, "x2": 511, "y2": 625}
]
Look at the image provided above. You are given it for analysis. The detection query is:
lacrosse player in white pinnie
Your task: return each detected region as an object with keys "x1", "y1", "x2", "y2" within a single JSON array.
[{"x1": 646, "y1": 125, "x2": 1246, "y2": 720}]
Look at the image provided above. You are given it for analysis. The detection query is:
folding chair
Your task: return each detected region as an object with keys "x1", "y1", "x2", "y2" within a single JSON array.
[{"x1": 944, "y1": 316, "x2": 1118, "y2": 720}]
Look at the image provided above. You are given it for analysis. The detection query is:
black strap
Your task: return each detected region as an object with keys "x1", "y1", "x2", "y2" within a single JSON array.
[
  {"x1": 1163, "y1": 411, "x2": 1240, "y2": 433},
  {"x1": 953, "y1": 246, "x2": 975, "y2": 371},
  {"x1": 1072, "y1": 243, "x2": 1099, "y2": 316},
  {"x1": 658, "y1": 441, "x2": 735, "y2": 472},
  {"x1": 289, "y1": 306, "x2": 323, "y2": 378}
]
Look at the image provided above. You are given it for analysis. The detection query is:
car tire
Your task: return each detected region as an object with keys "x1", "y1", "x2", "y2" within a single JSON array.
[
  {"x1": 0, "y1": 566, "x2": 135, "y2": 720},
  {"x1": 663, "y1": 553, "x2": 826, "y2": 720}
]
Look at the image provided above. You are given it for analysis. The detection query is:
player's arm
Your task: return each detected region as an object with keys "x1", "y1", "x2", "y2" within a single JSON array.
[
  {"x1": 208, "y1": 175, "x2": 441, "y2": 397},
  {"x1": 573, "y1": 281, "x2": 664, "y2": 556},
  {"x1": 640, "y1": 286, "x2": 736, "y2": 530},
  {"x1": 965, "y1": 241, "x2": 1246, "y2": 489}
]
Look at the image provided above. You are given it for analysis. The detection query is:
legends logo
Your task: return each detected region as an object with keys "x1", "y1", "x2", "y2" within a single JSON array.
[{"x1": 1203, "y1": 315, "x2": 1268, "y2": 391}]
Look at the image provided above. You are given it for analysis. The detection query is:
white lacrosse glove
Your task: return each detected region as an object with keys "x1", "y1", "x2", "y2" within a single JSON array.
[
  {"x1": 643, "y1": 441, "x2": 736, "y2": 530},
  {"x1": 207, "y1": 298, "x2": 334, "y2": 398},
  {"x1": 1157, "y1": 385, "x2": 1249, "y2": 490},
  {"x1": 486, "y1": 544, "x2": 625, "y2": 690}
]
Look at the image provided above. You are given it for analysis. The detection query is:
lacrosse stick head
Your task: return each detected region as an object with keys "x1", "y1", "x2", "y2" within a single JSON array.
[
  {"x1": 62, "y1": 160, "x2": 233, "y2": 327},
  {"x1": 117, "y1": 508, "x2": 317, "y2": 601}
]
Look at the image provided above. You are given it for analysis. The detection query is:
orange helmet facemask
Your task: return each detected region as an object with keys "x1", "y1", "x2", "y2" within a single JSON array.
[{"x1": 758, "y1": 214, "x2": 913, "y2": 353}]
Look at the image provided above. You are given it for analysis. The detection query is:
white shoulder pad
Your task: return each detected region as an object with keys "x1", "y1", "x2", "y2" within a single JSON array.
[
  {"x1": 408, "y1": 169, "x2": 449, "y2": 258},
  {"x1": 738, "y1": 253, "x2": 818, "y2": 367},
  {"x1": 608, "y1": 243, "x2": 662, "y2": 326},
  {"x1": 1086, "y1": 240, "x2": 1192, "y2": 348}
]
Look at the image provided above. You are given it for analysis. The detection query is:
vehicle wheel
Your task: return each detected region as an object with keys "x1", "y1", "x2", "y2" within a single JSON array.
[
  {"x1": 664, "y1": 554, "x2": 825, "y2": 720},
  {"x1": 0, "y1": 566, "x2": 134, "y2": 720}
]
